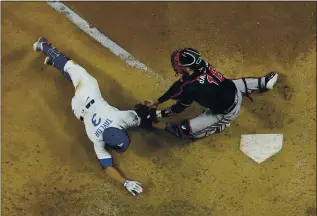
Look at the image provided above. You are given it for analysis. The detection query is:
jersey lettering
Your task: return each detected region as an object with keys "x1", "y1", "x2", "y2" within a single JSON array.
[
  {"x1": 197, "y1": 75, "x2": 219, "y2": 85},
  {"x1": 209, "y1": 67, "x2": 224, "y2": 82},
  {"x1": 198, "y1": 75, "x2": 205, "y2": 84},
  {"x1": 94, "y1": 118, "x2": 113, "y2": 138},
  {"x1": 91, "y1": 113, "x2": 101, "y2": 127},
  {"x1": 206, "y1": 75, "x2": 218, "y2": 85}
]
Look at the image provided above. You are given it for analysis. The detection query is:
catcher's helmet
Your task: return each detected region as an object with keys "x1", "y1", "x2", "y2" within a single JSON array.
[{"x1": 171, "y1": 48, "x2": 204, "y2": 75}]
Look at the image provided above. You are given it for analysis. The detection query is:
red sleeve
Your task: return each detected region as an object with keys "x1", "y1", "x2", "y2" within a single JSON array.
[{"x1": 208, "y1": 66, "x2": 225, "y2": 82}]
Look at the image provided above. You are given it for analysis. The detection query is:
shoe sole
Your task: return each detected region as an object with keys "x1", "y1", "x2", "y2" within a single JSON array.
[
  {"x1": 266, "y1": 73, "x2": 278, "y2": 89},
  {"x1": 32, "y1": 42, "x2": 40, "y2": 51},
  {"x1": 33, "y1": 37, "x2": 47, "y2": 52}
]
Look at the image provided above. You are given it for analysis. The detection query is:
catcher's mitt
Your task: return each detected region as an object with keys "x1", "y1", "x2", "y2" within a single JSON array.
[{"x1": 134, "y1": 104, "x2": 158, "y2": 129}]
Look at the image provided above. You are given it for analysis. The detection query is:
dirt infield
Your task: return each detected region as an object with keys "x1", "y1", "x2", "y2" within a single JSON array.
[{"x1": 2, "y1": 2, "x2": 316, "y2": 216}]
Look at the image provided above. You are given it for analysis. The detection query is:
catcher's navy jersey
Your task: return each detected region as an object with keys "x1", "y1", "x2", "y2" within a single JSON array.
[{"x1": 158, "y1": 66, "x2": 227, "y2": 110}]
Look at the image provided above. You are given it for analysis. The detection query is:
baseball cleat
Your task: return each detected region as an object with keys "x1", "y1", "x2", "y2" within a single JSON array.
[
  {"x1": 33, "y1": 37, "x2": 48, "y2": 52},
  {"x1": 44, "y1": 56, "x2": 53, "y2": 66},
  {"x1": 265, "y1": 72, "x2": 278, "y2": 90}
]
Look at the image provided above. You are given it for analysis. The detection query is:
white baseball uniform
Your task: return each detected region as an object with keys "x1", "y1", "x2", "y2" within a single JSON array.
[{"x1": 64, "y1": 60, "x2": 141, "y2": 168}]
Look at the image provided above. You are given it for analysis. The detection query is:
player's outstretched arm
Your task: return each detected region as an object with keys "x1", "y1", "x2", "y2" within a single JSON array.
[
  {"x1": 94, "y1": 142, "x2": 143, "y2": 196},
  {"x1": 104, "y1": 166, "x2": 143, "y2": 196},
  {"x1": 144, "y1": 80, "x2": 184, "y2": 108},
  {"x1": 104, "y1": 165, "x2": 126, "y2": 184}
]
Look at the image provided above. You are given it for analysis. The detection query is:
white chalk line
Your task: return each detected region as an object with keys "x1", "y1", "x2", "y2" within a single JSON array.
[{"x1": 46, "y1": 0, "x2": 169, "y2": 87}]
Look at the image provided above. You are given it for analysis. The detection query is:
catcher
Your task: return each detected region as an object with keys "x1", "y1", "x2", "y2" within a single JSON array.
[{"x1": 140, "y1": 48, "x2": 278, "y2": 139}]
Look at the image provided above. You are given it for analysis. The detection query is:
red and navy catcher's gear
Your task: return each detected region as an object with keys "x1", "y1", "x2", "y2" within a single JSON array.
[
  {"x1": 157, "y1": 65, "x2": 236, "y2": 115},
  {"x1": 171, "y1": 48, "x2": 205, "y2": 75}
]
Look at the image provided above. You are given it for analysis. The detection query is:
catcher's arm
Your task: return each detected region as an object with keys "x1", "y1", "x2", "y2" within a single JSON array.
[
  {"x1": 158, "y1": 97, "x2": 193, "y2": 118},
  {"x1": 134, "y1": 98, "x2": 192, "y2": 129},
  {"x1": 145, "y1": 80, "x2": 183, "y2": 107}
]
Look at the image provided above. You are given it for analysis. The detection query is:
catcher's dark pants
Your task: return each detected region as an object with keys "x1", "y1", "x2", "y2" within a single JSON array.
[{"x1": 189, "y1": 76, "x2": 267, "y2": 138}]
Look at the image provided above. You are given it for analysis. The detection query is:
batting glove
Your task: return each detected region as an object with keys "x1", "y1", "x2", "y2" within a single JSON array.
[{"x1": 123, "y1": 180, "x2": 143, "y2": 196}]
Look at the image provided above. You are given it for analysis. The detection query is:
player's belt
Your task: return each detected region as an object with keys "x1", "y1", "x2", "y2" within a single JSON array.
[{"x1": 80, "y1": 99, "x2": 95, "y2": 121}]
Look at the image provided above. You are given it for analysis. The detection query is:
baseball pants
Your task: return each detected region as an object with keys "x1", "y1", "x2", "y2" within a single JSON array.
[{"x1": 189, "y1": 76, "x2": 267, "y2": 138}]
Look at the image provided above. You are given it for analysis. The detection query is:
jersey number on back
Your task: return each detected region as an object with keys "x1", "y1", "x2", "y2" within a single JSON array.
[
  {"x1": 198, "y1": 75, "x2": 219, "y2": 85},
  {"x1": 91, "y1": 113, "x2": 101, "y2": 127},
  {"x1": 209, "y1": 67, "x2": 224, "y2": 82}
]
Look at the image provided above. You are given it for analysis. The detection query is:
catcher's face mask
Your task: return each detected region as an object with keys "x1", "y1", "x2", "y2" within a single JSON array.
[{"x1": 171, "y1": 49, "x2": 184, "y2": 75}]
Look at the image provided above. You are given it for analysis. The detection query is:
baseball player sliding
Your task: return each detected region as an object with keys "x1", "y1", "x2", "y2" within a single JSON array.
[
  {"x1": 32, "y1": 37, "x2": 153, "y2": 196},
  {"x1": 144, "y1": 48, "x2": 279, "y2": 139}
]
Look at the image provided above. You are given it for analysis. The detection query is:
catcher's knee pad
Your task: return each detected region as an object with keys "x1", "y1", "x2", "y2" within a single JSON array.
[{"x1": 165, "y1": 120, "x2": 192, "y2": 139}]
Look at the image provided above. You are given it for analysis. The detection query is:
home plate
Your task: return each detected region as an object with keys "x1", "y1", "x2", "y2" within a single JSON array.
[{"x1": 240, "y1": 134, "x2": 283, "y2": 164}]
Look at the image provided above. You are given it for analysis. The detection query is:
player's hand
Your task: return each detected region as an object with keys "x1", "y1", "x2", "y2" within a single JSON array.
[
  {"x1": 123, "y1": 180, "x2": 143, "y2": 196},
  {"x1": 144, "y1": 100, "x2": 158, "y2": 108}
]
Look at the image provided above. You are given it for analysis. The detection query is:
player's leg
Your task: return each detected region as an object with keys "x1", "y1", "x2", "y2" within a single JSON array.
[
  {"x1": 232, "y1": 72, "x2": 278, "y2": 96},
  {"x1": 33, "y1": 37, "x2": 72, "y2": 81},
  {"x1": 33, "y1": 37, "x2": 101, "y2": 94}
]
